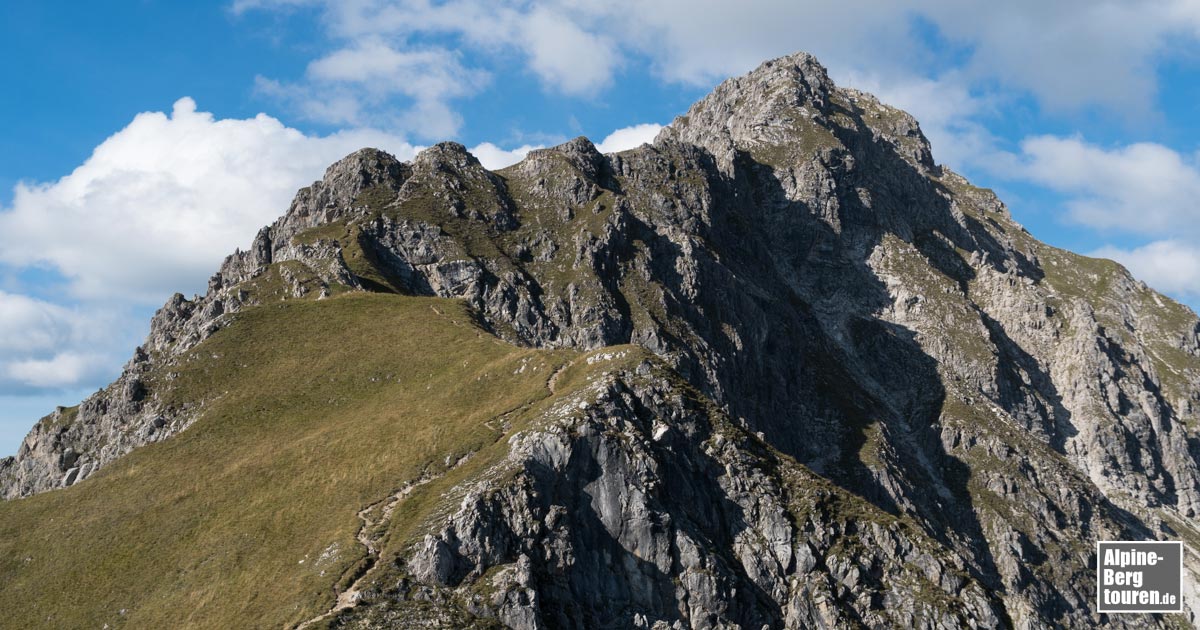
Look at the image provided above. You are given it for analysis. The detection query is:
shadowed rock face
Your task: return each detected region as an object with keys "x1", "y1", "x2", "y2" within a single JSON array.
[{"x1": 4, "y1": 52, "x2": 1199, "y2": 628}]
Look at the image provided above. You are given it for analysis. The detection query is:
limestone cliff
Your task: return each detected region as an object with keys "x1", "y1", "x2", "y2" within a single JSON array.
[{"x1": 3, "y1": 52, "x2": 1198, "y2": 629}]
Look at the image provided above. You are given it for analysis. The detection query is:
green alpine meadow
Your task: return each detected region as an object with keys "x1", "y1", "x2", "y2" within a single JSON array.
[{"x1": 2, "y1": 53, "x2": 1198, "y2": 629}]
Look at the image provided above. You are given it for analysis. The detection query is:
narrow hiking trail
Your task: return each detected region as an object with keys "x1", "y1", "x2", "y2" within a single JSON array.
[
  {"x1": 293, "y1": 470, "x2": 448, "y2": 630},
  {"x1": 294, "y1": 356, "x2": 578, "y2": 629}
]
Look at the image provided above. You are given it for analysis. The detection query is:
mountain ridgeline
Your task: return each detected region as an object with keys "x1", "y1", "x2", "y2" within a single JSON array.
[{"x1": 2, "y1": 52, "x2": 1199, "y2": 629}]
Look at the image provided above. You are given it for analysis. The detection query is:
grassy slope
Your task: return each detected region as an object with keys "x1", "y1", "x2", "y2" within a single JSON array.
[{"x1": 0, "y1": 292, "x2": 575, "y2": 629}]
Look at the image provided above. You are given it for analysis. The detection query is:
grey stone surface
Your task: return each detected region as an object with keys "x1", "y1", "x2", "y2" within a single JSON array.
[{"x1": 3, "y1": 51, "x2": 1199, "y2": 628}]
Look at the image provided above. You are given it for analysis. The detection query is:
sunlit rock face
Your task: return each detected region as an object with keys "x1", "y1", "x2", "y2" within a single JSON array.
[{"x1": 4, "y1": 52, "x2": 1198, "y2": 629}]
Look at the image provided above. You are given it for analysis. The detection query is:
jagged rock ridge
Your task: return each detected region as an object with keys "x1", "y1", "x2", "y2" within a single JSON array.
[{"x1": 3, "y1": 52, "x2": 1199, "y2": 628}]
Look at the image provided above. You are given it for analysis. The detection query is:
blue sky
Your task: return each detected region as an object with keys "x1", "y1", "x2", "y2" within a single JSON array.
[{"x1": 2, "y1": 0, "x2": 1199, "y2": 456}]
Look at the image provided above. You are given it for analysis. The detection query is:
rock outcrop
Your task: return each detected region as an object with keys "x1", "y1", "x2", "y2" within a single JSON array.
[{"x1": 3, "y1": 51, "x2": 1198, "y2": 628}]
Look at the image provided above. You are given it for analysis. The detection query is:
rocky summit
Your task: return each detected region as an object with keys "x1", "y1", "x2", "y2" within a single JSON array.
[{"x1": 1, "y1": 52, "x2": 1199, "y2": 629}]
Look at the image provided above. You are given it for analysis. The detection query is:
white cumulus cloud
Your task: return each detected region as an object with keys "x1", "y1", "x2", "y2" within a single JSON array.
[
  {"x1": 0, "y1": 98, "x2": 417, "y2": 303},
  {"x1": 0, "y1": 291, "x2": 112, "y2": 355},
  {"x1": 0, "y1": 292, "x2": 83, "y2": 354},
  {"x1": 468, "y1": 123, "x2": 665, "y2": 169},
  {"x1": 0, "y1": 291, "x2": 123, "y2": 394},
  {"x1": 0, "y1": 97, "x2": 580, "y2": 400},
  {"x1": 519, "y1": 7, "x2": 619, "y2": 95},
  {"x1": 1092, "y1": 240, "x2": 1200, "y2": 298},
  {"x1": 595, "y1": 123, "x2": 663, "y2": 154},
  {"x1": 1015, "y1": 136, "x2": 1200, "y2": 235},
  {"x1": 4, "y1": 352, "x2": 111, "y2": 390},
  {"x1": 469, "y1": 142, "x2": 544, "y2": 170}
]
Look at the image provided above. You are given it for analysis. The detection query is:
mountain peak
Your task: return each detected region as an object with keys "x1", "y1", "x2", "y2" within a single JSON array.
[
  {"x1": 527, "y1": 135, "x2": 601, "y2": 163},
  {"x1": 412, "y1": 141, "x2": 483, "y2": 171},
  {"x1": 3, "y1": 50, "x2": 1199, "y2": 629},
  {"x1": 516, "y1": 136, "x2": 605, "y2": 184},
  {"x1": 748, "y1": 50, "x2": 833, "y2": 91},
  {"x1": 662, "y1": 50, "x2": 936, "y2": 174},
  {"x1": 321, "y1": 147, "x2": 408, "y2": 194}
]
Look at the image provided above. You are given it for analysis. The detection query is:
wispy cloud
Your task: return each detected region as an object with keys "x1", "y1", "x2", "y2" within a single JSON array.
[
  {"x1": 239, "y1": 0, "x2": 1200, "y2": 123},
  {"x1": 258, "y1": 40, "x2": 490, "y2": 138}
]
